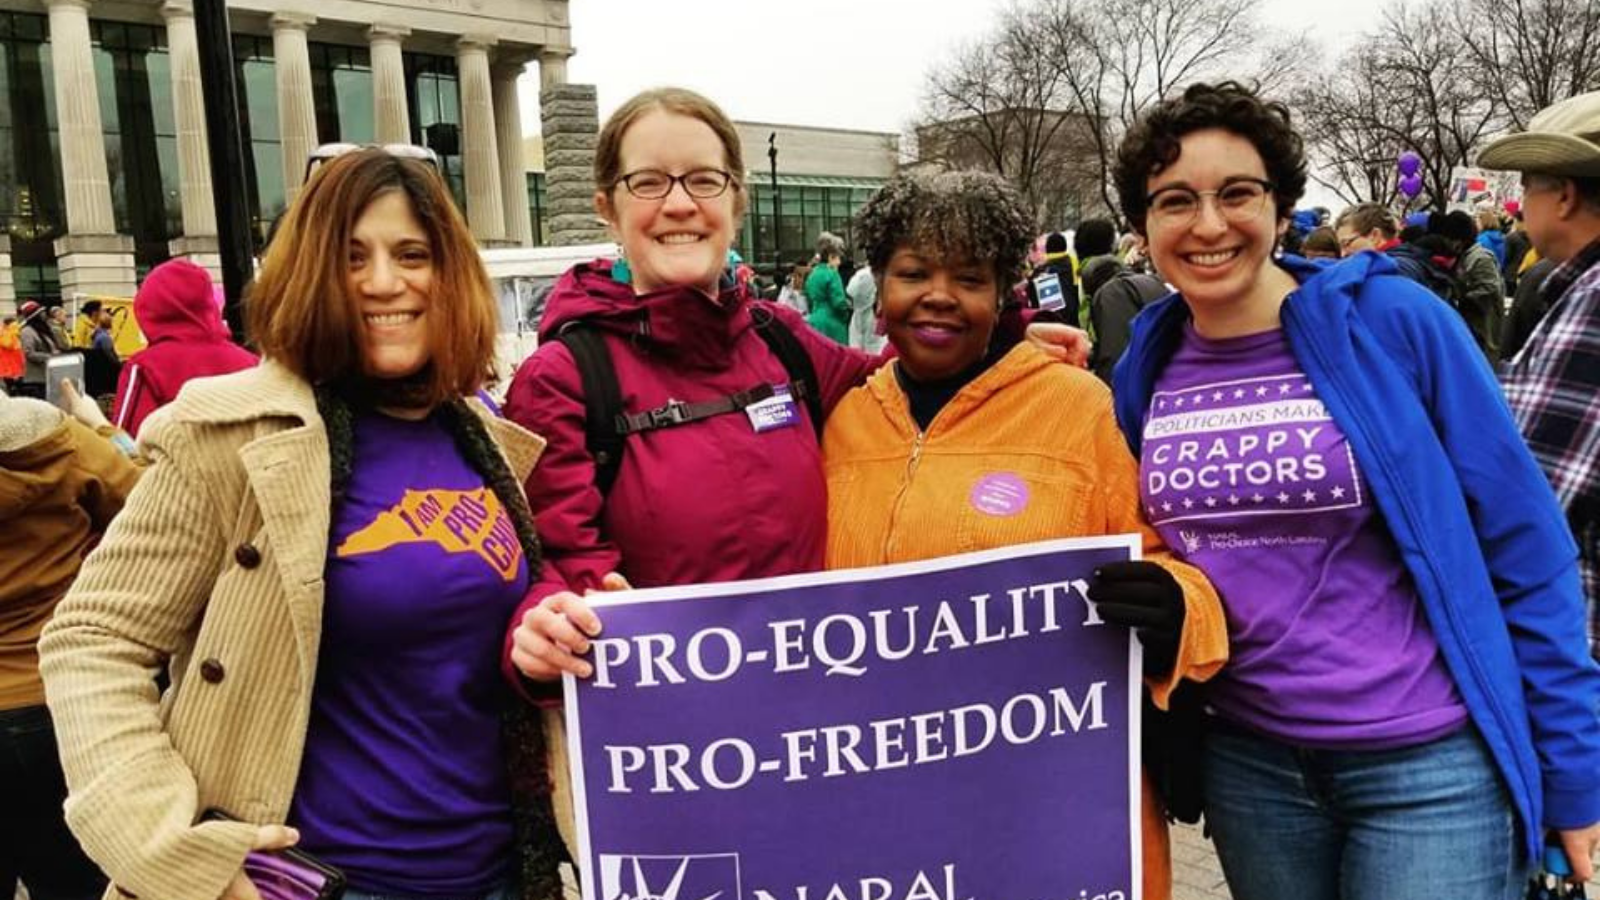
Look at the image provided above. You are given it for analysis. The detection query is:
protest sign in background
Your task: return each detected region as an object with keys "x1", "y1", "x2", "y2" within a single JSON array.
[{"x1": 565, "y1": 537, "x2": 1142, "y2": 900}]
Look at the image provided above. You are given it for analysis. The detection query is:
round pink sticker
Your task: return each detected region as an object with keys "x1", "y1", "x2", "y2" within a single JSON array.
[{"x1": 970, "y1": 472, "x2": 1030, "y2": 517}]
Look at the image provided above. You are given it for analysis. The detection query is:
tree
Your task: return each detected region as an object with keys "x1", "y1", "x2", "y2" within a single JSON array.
[
  {"x1": 911, "y1": 0, "x2": 1297, "y2": 229},
  {"x1": 1035, "y1": 0, "x2": 1298, "y2": 219},
  {"x1": 913, "y1": 12, "x2": 1103, "y2": 228},
  {"x1": 1459, "y1": 0, "x2": 1600, "y2": 131},
  {"x1": 1291, "y1": 0, "x2": 1506, "y2": 212}
]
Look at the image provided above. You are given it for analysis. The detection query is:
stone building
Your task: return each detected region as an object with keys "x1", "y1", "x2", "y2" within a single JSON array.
[{"x1": 0, "y1": 0, "x2": 604, "y2": 313}]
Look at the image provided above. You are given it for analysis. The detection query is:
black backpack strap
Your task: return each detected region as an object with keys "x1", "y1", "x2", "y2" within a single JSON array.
[
  {"x1": 750, "y1": 305, "x2": 825, "y2": 440},
  {"x1": 554, "y1": 325, "x2": 626, "y2": 496}
]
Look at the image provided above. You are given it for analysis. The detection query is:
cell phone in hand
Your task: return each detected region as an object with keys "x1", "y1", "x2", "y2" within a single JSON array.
[
  {"x1": 45, "y1": 353, "x2": 84, "y2": 408},
  {"x1": 200, "y1": 809, "x2": 346, "y2": 900}
]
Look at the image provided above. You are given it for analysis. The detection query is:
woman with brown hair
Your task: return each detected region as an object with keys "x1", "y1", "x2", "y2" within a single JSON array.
[{"x1": 40, "y1": 148, "x2": 559, "y2": 900}]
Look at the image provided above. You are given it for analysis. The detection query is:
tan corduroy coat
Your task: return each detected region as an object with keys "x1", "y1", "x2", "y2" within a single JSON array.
[{"x1": 38, "y1": 361, "x2": 546, "y2": 900}]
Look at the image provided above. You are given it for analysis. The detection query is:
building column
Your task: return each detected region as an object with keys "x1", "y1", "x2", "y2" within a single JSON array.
[
  {"x1": 457, "y1": 35, "x2": 506, "y2": 244},
  {"x1": 161, "y1": 0, "x2": 221, "y2": 281},
  {"x1": 272, "y1": 12, "x2": 318, "y2": 204},
  {"x1": 0, "y1": 235, "x2": 14, "y2": 315},
  {"x1": 493, "y1": 59, "x2": 532, "y2": 246},
  {"x1": 46, "y1": 0, "x2": 135, "y2": 297},
  {"x1": 538, "y1": 49, "x2": 606, "y2": 246},
  {"x1": 368, "y1": 24, "x2": 410, "y2": 146}
]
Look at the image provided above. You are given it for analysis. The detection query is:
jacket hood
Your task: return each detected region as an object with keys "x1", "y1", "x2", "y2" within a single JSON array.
[
  {"x1": 0, "y1": 398, "x2": 70, "y2": 518},
  {"x1": 134, "y1": 258, "x2": 231, "y2": 345},
  {"x1": 537, "y1": 260, "x2": 754, "y2": 371}
]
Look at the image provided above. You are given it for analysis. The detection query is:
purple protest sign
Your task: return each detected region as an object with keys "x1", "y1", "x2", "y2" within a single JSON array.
[{"x1": 564, "y1": 537, "x2": 1142, "y2": 900}]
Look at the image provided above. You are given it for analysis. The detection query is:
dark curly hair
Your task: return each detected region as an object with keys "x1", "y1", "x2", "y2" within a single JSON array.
[
  {"x1": 853, "y1": 170, "x2": 1035, "y2": 286},
  {"x1": 1114, "y1": 81, "x2": 1307, "y2": 234}
]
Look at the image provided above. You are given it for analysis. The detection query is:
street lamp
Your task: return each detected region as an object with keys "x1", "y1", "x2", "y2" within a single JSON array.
[{"x1": 768, "y1": 132, "x2": 780, "y2": 280}]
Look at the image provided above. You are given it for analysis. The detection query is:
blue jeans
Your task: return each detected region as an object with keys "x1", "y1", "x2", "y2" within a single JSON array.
[
  {"x1": 1203, "y1": 724, "x2": 1526, "y2": 900},
  {"x1": 340, "y1": 882, "x2": 515, "y2": 900}
]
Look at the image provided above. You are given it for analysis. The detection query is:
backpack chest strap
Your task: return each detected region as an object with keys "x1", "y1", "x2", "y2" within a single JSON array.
[{"x1": 617, "y1": 379, "x2": 811, "y2": 435}]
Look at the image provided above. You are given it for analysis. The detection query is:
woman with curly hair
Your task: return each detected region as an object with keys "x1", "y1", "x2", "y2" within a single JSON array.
[
  {"x1": 824, "y1": 170, "x2": 1229, "y2": 900},
  {"x1": 39, "y1": 149, "x2": 564, "y2": 900},
  {"x1": 1110, "y1": 81, "x2": 1600, "y2": 898}
]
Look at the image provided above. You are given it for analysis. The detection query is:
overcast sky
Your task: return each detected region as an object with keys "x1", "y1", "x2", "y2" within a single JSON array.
[
  {"x1": 514, "y1": 0, "x2": 1394, "y2": 207},
  {"x1": 518, "y1": 0, "x2": 1391, "y2": 135}
]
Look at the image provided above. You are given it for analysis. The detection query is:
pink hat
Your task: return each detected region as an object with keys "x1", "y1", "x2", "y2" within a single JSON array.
[{"x1": 17, "y1": 300, "x2": 40, "y2": 320}]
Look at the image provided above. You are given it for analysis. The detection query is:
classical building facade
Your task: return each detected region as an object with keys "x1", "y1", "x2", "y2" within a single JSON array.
[{"x1": 0, "y1": 0, "x2": 601, "y2": 312}]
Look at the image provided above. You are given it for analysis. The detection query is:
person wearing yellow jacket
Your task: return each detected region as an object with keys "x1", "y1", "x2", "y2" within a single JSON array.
[{"x1": 824, "y1": 170, "x2": 1228, "y2": 900}]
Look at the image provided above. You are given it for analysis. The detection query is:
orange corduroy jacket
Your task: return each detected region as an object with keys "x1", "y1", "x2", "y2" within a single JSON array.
[{"x1": 823, "y1": 342, "x2": 1228, "y2": 900}]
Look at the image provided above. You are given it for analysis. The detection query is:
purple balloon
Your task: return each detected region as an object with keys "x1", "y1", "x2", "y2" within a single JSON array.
[
  {"x1": 1399, "y1": 173, "x2": 1424, "y2": 197},
  {"x1": 1398, "y1": 151, "x2": 1422, "y2": 177}
]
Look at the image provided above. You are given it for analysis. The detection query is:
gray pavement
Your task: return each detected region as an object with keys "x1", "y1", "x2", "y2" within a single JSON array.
[
  {"x1": 14, "y1": 833, "x2": 1596, "y2": 900},
  {"x1": 1171, "y1": 822, "x2": 1233, "y2": 900}
]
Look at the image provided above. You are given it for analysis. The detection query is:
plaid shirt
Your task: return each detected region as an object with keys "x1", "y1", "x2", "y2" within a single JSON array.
[{"x1": 1502, "y1": 236, "x2": 1600, "y2": 660}]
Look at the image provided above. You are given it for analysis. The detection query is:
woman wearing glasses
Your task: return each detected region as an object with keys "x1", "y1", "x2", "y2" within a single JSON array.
[
  {"x1": 500, "y1": 89, "x2": 880, "y2": 695},
  {"x1": 1110, "y1": 81, "x2": 1600, "y2": 898},
  {"x1": 501, "y1": 88, "x2": 1082, "y2": 685}
]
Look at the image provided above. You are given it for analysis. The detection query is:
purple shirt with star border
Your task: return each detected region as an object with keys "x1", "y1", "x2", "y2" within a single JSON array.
[
  {"x1": 288, "y1": 408, "x2": 528, "y2": 894},
  {"x1": 1139, "y1": 323, "x2": 1466, "y2": 749}
]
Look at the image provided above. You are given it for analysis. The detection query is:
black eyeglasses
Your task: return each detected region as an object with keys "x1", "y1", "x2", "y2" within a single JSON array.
[
  {"x1": 1146, "y1": 178, "x2": 1275, "y2": 228},
  {"x1": 615, "y1": 168, "x2": 735, "y2": 200},
  {"x1": 303, "y1": 143, "x2": 441, "y2": 182}
]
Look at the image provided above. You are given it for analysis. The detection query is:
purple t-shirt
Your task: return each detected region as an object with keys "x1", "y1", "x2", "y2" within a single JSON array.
[
  {"x1": 1138, "y1": 324, "x2": 1466, "y2": 749},
  {"x1": 289, "y1": 409, "x2": 529, "y2": 894}
]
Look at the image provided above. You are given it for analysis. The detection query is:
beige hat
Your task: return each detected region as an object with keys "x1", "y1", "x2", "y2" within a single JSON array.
[{"x1": 1477, "y1": 90, "x2": 1600, "y2": 177}]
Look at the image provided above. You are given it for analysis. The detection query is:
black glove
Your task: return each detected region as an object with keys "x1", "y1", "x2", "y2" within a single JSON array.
[{"x1": 1088, "y1": 560, "x2": 1186, "y2": 679}]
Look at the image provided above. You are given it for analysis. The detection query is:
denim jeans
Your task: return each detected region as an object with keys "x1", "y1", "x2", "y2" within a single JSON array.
[
  {"x1": 340, "y1": 881, "x2": 515, "y2": 900},
  {"x1": 0, "y1": 705, "x2": 107, "y2": 900},
  {"x1": 1203, "y1": 723, "x2": 1526, "y2": 900}
]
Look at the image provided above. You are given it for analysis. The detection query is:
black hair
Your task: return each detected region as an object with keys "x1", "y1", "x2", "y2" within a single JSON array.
[
  {"x1": 1073, "y1": 219, "x2": 1118, "y2": 259},
  {"x1": 1114, "y1": 81, "x2": 1307, "y2": 234},
  {"x1": 1429, "y1": 210, "x2": 1477, "y2": 245},
  {"x1": 853, "y1": 171, "x2": 1035, "y2": 286}
]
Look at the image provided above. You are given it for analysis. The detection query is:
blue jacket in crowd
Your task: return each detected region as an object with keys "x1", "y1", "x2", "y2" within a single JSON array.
[{"x1": 1112, "y1": 251, "x2": 1600, "y2": 858}]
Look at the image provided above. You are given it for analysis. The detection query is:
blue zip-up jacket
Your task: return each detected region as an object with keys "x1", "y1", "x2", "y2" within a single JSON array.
[{"x1": 1113, "y1": 251, "x2": 1600, "y2": 857}]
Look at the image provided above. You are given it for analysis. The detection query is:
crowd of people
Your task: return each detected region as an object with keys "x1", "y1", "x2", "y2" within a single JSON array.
[{"x1": 3, "y1": 75, "x2": 1600, "y2": 900}]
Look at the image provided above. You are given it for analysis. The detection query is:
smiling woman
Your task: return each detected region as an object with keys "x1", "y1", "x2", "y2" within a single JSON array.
[
  {"x1": 39, "y1": 148, "x2": 570, "y2": 900},
  {"x1": 1109, "y1": 81, "x2": 1600, "y2": 900},
  {"x1": 822, "y1": 170, "x2": 1229, "y2": 900}
]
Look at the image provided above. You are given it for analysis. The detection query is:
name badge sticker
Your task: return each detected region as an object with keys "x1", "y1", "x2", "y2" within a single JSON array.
[
  {"x1": 747, "y1": 385, "x2": 801, "y2": 433},
  {"x1": 1033, "y1": 271, "x2": 1067, "y2": 312}
]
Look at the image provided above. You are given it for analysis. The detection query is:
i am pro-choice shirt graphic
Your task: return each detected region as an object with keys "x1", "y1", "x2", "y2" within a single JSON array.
[
  {"x1": 1138, "y1": 325, "x2": 1465, "y2": 748},
  {"x1": 289, "y1": 410, "x2": 528, "y2": 894}
]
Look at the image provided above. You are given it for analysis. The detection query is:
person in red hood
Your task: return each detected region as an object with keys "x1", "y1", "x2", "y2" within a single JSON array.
[{"x1": 111, "y1": 259, "x2": 257, "y2": 437}]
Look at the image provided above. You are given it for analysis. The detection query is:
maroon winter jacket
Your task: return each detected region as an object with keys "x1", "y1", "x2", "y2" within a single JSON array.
[
  {"x1": 501, "y1": 261, "x2": 880, "y2": 672},
  {"x1": 112, "y1": 259, "x2": 257, "y2": 437}
]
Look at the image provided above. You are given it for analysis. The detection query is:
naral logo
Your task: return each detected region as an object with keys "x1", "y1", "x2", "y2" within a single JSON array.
[{"x1": 598, "y1": 853, "x2": 741, "y2": 900}]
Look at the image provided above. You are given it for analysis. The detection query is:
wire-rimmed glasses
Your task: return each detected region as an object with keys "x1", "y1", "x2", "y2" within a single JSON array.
[{"x1": 1146, "y1": 178, "x2": 1275, "y2": 228}]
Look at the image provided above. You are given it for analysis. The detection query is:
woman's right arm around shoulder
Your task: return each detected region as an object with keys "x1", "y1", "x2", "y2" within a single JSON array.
[{"x1": 38, "y1": 417, "x2": 261, "y2": 900}]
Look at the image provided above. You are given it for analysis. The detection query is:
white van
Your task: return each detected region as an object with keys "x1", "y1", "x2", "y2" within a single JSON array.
[{"x1": 482, "y1": 241, "x2": 618, "y2": 391}]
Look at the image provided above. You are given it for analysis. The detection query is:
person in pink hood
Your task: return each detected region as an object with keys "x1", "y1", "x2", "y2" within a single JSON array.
[{"x1": 111, "y1": 259, "x2": 257, "y2": 437}]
